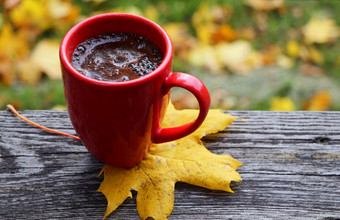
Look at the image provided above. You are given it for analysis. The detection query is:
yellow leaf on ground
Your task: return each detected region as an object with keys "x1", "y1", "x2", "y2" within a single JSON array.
[
  {"x1": 304, "y1": 90, "x2": 332, "y2": 111},
  {"x1": 10, "y1": 0, "x2": 50, "y2": 31},
  {"x1": 0, "y1": 23, "x2": 30, "y2": 58},
  {"x1": 302, "y1": 16, "x2": 340, "y2": 44},
  {"x1": 31, "y1": 39, "x2": 61, "y2": 80},
  {"x1": 212, "y1": 24, "x2": 238, "y2": 43},
  {"x1": 0, "y1": 23, "x2": 31, "y2": 85},
  {"x1": 215, "y1": 40, "x2": 262, "y2": 74},
  {"x1": 48, "y1": 0, "x2": 73, "y2": 19},
  {"x1": 286, "y1": 40, "x2": 300, "y2": 58},
  {"x1": 191, "y1": 2, "x2": 214, "y2": 44},
  {"x1": 187, "y1": 43, "x2": 222, "y2": 73},
  {"x1": 270, "y1": 96, "x2": 296, "y2": 111},
  {"x1": 98, "y1": 103, "x2": 242, "y2": 219},
  {"x1": 276, "y1": 55, "x2": 294, "y2": 69}
]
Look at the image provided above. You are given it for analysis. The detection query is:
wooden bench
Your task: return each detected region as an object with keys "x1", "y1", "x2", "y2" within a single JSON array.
[{"x1": 0, "y1": 110, "x2": 339, "y2": 219}]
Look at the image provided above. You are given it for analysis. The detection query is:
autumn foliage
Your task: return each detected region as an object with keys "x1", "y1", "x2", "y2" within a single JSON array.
[{"x1": 0, "y1": 0, "x2": 339, "y2": 111}]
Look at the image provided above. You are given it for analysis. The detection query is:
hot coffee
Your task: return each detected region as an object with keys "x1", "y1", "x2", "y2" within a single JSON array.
[
  {"x1": 61, "y1": 13, "x2": 211, "y2": 167},
  {"x1": 71, "y1": 32, "x2": 163, "y2": 82}
]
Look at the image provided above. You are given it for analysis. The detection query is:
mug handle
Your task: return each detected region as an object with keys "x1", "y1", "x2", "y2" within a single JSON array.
[{"x1": 153, "y1": 72, "x2": 211, "y2": 143}]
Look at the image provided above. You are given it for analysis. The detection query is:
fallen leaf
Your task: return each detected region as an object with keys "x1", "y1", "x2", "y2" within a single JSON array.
[
  {"x1": 191, "y1": 2, "x2": 224, "y2": 44},
  {"x1": 187, "y1": 43, "x2": 222, "y2": 73},
  {"x1": 10, "y1": 0, "x2": 50, "y2": 31},
  {"x1": 302, "y1": 16, "x2": 340, "y2": 44},
  {"x1": 31, "y1": 39, "x2": 61, "y2": 80},
  {"x1": 47, "y1": 0, "x2": 73, "y2": 19},
  {"x1": 303, "y1": 90, "x2": 331, "y2": 111},
  {"x1": 195, "y1": 24, "x2": 217, "y2": 45},
  {"x1": 262, "y1": 44, "x2": 282, "y2": 66},
  {"x1": 270, "y1": 96, "x2": 296, "y2": 111},
  {"x1": 0, "y1": 23, "x2": 30, "y2": 59},
  {"x1": 215, "y1": 40, "x2": 262, "y2": 74},
  {"x1": 212, "y1": 24, "x2": 238, "y2": 43},
  {"x1": 286, "y1": 40, "x2": 300, "y2": 58},
  {"x1": 98, "y1": 103, "x2": 242, "y2": 219},
  {"x1": 0, "y1": 23, "x2": 31, "y2": 85},
  {"x1": 276, "y1": 55, "x2": 294, "y2": 69}
]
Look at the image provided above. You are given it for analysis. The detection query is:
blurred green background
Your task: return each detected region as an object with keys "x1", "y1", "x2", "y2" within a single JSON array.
[{"x1": 0, "y1": 0, "x2": 339, "y2": 111}]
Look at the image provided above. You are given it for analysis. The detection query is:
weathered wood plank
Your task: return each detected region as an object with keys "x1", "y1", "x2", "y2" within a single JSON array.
[{"x1": 0, "y1": 110, "x2": 339, "y2": 219}]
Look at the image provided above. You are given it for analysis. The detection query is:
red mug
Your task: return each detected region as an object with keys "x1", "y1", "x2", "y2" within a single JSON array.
[{"x1": 60, "y1": 13, "x2": 210, "y2": 168}]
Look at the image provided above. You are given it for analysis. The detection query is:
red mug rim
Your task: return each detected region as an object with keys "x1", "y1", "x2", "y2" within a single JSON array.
[{"x1": 60, "y1": 13, "x2": 173, "y2": 87}]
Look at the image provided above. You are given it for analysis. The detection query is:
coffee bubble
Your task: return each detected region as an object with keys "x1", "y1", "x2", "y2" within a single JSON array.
[{"x1": 77, "y1": 45, "x2": 86, "y2": 53}]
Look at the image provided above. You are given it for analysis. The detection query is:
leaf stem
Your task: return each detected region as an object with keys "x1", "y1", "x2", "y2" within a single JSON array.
[{"x1": 6, "y1": 104, "x2": 80, "y2": 141}]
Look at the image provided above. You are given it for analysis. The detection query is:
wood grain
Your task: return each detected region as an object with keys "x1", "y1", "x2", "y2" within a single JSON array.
[{"x1": 0, "y1": 110, "x2": 339, "y2": 219}]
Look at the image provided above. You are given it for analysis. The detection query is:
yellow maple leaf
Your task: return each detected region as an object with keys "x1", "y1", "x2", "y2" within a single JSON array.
[
  {"x1": 270, "y1": 96, "x2": 296, "y2": 111},
  {"x1": 98, "y1": 103, "x2": 242, "y2": 219}
]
